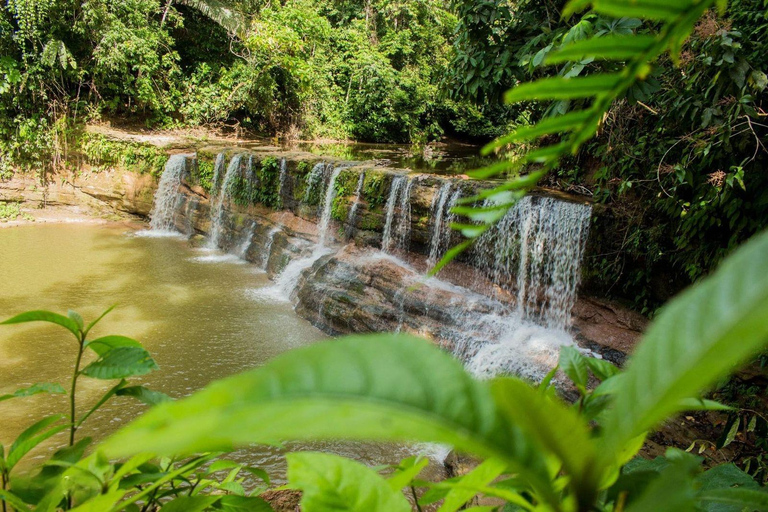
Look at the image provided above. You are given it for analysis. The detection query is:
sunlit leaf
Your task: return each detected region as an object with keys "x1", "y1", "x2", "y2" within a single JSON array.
[
  {"x1": 602, "y1": 230, "x2": 768, "y2": 460},
  {"x1": 286, "y1": 452, "x2": 411, "y2": 512}
]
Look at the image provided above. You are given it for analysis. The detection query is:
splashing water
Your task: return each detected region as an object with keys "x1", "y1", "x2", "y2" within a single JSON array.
[
  {"x1": 209, "y1": 154, "x2": 243, "y2": 249},
  {"x1": 345, "y1": 171, "x2": 366, "y2": 240},
  {"x1": 149, "y1": 154, "x2": 188, "y2": 232},
  {"x1": 473, "y1": 195, "x2": 591, "y2": 330},
  {"x1": 303, "y1": 163, "x2": 327, "y2": 204},
  {"x1": 427, "y1": 182, "x2": 460, "y2": 266},
  {"x1": 261, "y1": 226, "x2": 281, "y2": 270},
  {"x1": 317, "y1": 166, "x2": 342, "y2": 247},
  {"x1": 278, "y1": 158, "x2": 288, "y2": 206},
  {"x1": 236, "y1": 222, "x2": 255, "y2": 260},
  {"x1": 382, "y1": 175, "x2": 413, "y2": 253}
]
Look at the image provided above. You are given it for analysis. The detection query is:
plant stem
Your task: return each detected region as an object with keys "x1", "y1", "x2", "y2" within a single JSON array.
[
  {"x1": 69, "y1": 334, "x2": 85, "y2": 447},
  {"x1": 1, "y1": 471, "x2": 7, "y2": 512}
]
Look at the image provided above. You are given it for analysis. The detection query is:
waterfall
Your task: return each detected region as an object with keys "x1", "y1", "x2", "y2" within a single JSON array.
[
  {"x1": 211, "y1": 153, "x2": 226, "y2": 194},
  {"x1": 427, "y1": 182, "x2": 459, "y2": 266},
  {"x1": 473, "y1": 195, "x2": 591, "y2": 330},
  {"x1": 236, "y1": 222, "x2": 255, "y2": 260},
  {"x1": 304, "y1": 163, "x2": 327, "y2": 203},
  {"x1": 345, "y1": 171, "x2": 366, "y2": 240},
  {"x1": 209, "y1": 154, "x2": 243, "y2": 249},
  {"x1": 317, "y1": 166, "x2": 342, "y2": 247},
  {"x1": 245, "y1": 155, "x2": 257, "y2": 200},
  {"x1": 149, "y1": 154, "x2": 187, "y2": 232},
  {"x1": 278, "y1": 158, "x2": 288, "y2": 206},
  {"x1": 261, "y1": 226, "x2": 281, "y2": 270},
  {"x1": 254, "y1": 165, "x2": 341, "y2": 301},
  {"x1": 381, "y1": 175, "x2": 413, "y2": 253}
]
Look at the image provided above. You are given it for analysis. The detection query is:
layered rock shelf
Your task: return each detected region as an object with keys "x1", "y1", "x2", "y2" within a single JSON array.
[{"x1": 0, "y1": 150, "x2": 647, "y2": 372}]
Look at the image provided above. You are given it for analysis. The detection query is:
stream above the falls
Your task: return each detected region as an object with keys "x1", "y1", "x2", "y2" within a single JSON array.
[{"x1": 0, "y1": 223, "x2": 449, "y2": 481}]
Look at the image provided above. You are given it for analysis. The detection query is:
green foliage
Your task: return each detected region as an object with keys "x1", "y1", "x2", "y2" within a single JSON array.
[
  {"x1": 0, "y1": 202, "x2": 33, "y2": 222},
  {"x1": 361, "y1": 170, "x2": 389, "y2": 209},
  {"x1": 80, "y1": 134, "x2": 167, "y2": 176}
]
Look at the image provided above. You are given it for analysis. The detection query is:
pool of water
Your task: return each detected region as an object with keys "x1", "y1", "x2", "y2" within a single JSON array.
[{"x1": 0, "y1": 223, "x2": 448, "y2": 480}]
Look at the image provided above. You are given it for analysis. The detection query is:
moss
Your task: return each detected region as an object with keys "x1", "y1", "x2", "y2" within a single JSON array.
[
  {"x1": 362, "y1": 170, "x2": 390, "y2": 208},
  {"x1": 331, "y1": 196, "x2": 350, "y2": 222},
  {"x1": 80, "y1": 133, "x2": 167, "y2": 177},
  {"x1": 191, "y1": 154, "x2": 215, "y2": 192},
  {"x1": 359, "y1": 211, "x2": 384, "y2": 231}
]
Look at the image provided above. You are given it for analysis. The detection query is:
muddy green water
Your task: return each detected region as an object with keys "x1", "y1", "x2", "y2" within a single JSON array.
[{"x1": 0, "y1": 223, "x2": 445, "y2": 480}]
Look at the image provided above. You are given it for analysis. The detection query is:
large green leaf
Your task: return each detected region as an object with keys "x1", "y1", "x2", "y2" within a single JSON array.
[
  {"x1": 286, "y1": 452, "x2": 410, "y2": 512},
  {"x1": 0, "y1": 382, "x2": 65, "y2": 402},
  {"x1": 492, "y1": 378, "x2": 600, "y2": 505},
  {"x1": 0, "y1": 489, "x2": 31, "y2": 511},
  {"x1": 100, "y1": 335, "x2": 554, "y2": 501},
  {"x1": 504, "y1": 74, "x2": 620, "y2": 103},
  {"x1": 1, "y1": 310, "x2": 80, "y2": 337},
  {"x1": 7, "y1": 415, "x2": 67, "y2": 471},
  {"x1": 601, "y1": 230, "x2": 768, "y2": 460},
  {"x1": 80, "y1": 347, "x2": 158, "y2": 380},
  {"x1": 545, "y1": 36, "x2": 657, "y2": 64}
]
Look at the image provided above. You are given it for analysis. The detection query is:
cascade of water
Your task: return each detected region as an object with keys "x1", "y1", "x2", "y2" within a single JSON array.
[
  {"x1": 245, "y1": 155, "x2": 257, "y2": 199},
  {"x1": 236, "y1": 222, "x2": 255, "y2": 260},
  {"x1": 303, "y1": 163, "x2": 327, "y2": 204},
  {"x1": 381, "y1": 175, "x2": 413, "y2": 253},
  {"x1": 427, "y1": 182, "x2": 456, "y2": 265},
  {"x1": 317, "y1": 166, "x2": 342, "y2": 247},
  {"x1": 211, "y1": 153, "x2": 226, "y2": 194},
  {"x1": 261, "y1": 226, "x2": 281, "y2": 270},
  {"x1": 209, "y1": 154, "x2": 243, "y2": 249},
  {"x1": 278, "y1": 158, "x2": 288, "y2": 205},
  {"x1": 345, "y1": 171, "x2": 366, "y2": 240},
  {"x1": 149, "y1": 154, "x2": 187, "y2": 232},
  {"x1": 473, "y1": 195, "x2": 591, "y2": 330}
]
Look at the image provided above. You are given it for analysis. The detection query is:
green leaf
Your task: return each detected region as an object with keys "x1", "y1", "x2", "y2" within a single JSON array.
[
  {"x1": 591, "y1": 0, "x2": 691, "y2": 21},
  {"x1": 504, "y1": 74, "x2": 621, "y2": 103},
  {"x1": 678, "y1": 398, "x2": 733, "y2": 412},
  {"x1": 0, "y1": 382, "x2": 66, "y2": 402},
  {"x1": 559, "y1": 346, "x2": 589, "y2": 391},
  {"x1": 287, "y1": 452, "x2": 411, "y2": 512},
  {"x1": 481, "y1": 110, "x2": 593, "y2": 155},
  {"x1": 243, "y1": 466, "x2": 270, "y2": 486},
  {"x1": 601, "y1": 230, "x2": 768, "y2": 458},
  {"x1": 625, "y1": 450, "x2": 700, "y2": 512},
  {"x1": 100, "y1": 335, "x2": 555, "y2": 503},
  {"x1": 215, "y1": 495, "x2": 274, "y2": 511},
  {"x1": 116, "y1": 386, "x2": 172, "y2": 406},
  {"x1": 219, "y1": 481, "x2": 245, "y2": 496},
  {"x1": 546, "y1": 36, "x2": 657, "y2": 64},
  {"x1": 83, "y1": 305, "x2": 116, "y2": 337},
  {"x1": 161, "y1": 496, "x2": 221, "y2": 512},
  {"x1": 437, "y1": 458, "x2": 507, "y2": 512},
  {"x1": 1, "y1": 310, "x2": 80, "y2": 337},
  {"x1": 697, "y1": 488, "x2": 768, "y2": 511},
  {"x1": 68, "y1": 310, "x2": 84, "y2": 330},
  {"x1": 585, "y1": 357, "x2": 620, "y2": 381},
  {"x1": 0, "y1": 489, "x2": 31, "y2": 511},
  {"x1": 81, "y1": 347, "x2": 158, "y2": 380},
  {"x1": 69, "y1": 490, "x2": 127, "y2": 511},
  {"x1": 7, "y1": 415, "x2": 67, "y2": 470},
  {"x1": 492, "y1": 378, "x2": 600, "y2": 504},
  {"x1": 387, "y1": 456, "x2": 428, "y2": 491},
  {"x1": 86, "y1": 336, "x2": 143, "y2": 357}
]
